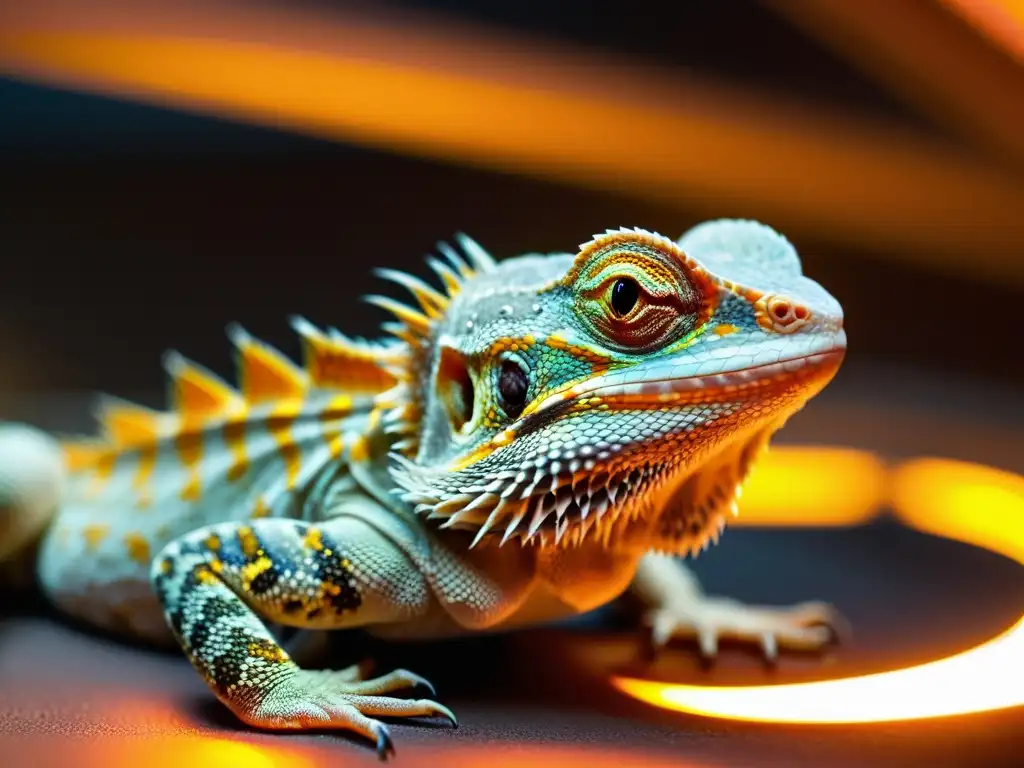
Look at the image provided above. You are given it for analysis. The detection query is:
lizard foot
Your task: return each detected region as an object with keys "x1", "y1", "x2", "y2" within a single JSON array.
[
  {"x1": 642, "y1": 597, "x2": 848, "y2": 664},
  {"x1": 240, "y1": 667, "x2": 456, "y2": 760}
]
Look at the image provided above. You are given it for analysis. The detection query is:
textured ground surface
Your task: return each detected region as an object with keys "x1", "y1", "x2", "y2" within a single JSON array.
[{"x1": 1, "y1": 369, "x2": 1023, "y2": 767}]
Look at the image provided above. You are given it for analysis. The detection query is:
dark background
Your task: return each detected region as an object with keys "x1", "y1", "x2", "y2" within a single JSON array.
[{"x1": 1, "y1": 0, "x2": 1021, "y2": 405}]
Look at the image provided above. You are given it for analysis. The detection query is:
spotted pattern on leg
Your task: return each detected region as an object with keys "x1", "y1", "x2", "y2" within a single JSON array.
[{"x1": 150, "y1": 518, "x2": 449, "y2": 759}]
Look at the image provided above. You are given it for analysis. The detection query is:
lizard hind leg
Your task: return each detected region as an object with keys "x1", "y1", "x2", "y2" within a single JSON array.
[
  {"x1": 0, "y1": 423, "x2": 64, "y2": 569},
  {"x1": 151, "y1": 516, "x2": 453, "y2": 759}
]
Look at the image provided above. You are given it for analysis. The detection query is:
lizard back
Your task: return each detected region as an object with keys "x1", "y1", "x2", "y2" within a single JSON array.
[{"x1": 36, "y1": 318, "x2": 400, "y2": 633}]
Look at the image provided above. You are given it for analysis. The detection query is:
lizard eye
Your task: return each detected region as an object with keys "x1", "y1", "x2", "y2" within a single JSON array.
[
  {"x1": 564, "y1": 232, "x2": 715, "y2": 354},
  {"x1": 610, "y1": 277, "x2": 640, "y2": 317},
  {"x1": 497, "y1": 358, "x2": 529, "y2": 419}
]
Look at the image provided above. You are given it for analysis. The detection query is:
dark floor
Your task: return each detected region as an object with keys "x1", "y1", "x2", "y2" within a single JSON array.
[{"x1": 1, "y1": 367, "x2": 1023, "y2": 767}]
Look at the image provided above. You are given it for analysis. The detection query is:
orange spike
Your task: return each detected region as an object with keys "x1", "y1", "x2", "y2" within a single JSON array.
[
  {"x1": 426, "y1": 256, "x2": 465, "y2": 297},
  {"x1": 374, "y1": 268, "x2": 449, "y2": 319},
  {"x1": 163, "y1": 351, "x2": 242, "y2": 417},
  {"x1": 96, "y1": 396, "x2": 163, "y2": 447},
  {"x1": 227, "y1": 324, "x2": 307, "y2": 404},
  {"x1": 365, "y1": 296, "x2": 432, "y2": 336},
  {"x1": 290, "y1": 316, "x2": 397, "y2": 395}
]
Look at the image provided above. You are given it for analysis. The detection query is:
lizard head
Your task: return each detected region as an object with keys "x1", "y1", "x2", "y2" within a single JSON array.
[{"x1": 374, "y1": 220, "x2": 845, "y2": 555}]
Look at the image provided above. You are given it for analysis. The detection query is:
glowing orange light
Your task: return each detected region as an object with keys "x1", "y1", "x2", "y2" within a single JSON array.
[
  {"x1": 87, "y1": 736, "x2": 317, "y2": 768},
  {"x1": 733, "y1": 446, "x2": 884, "y2": 526},
  {"x1": 613, "y1": 455, "x2": 1024, "y2": 723}
]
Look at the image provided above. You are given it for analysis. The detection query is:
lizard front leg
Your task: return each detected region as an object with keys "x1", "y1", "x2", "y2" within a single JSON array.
[
  {"x1": 151, "y1": 516, "x2": 454, "y2": 760},
  {"x1": 632, "y1": 552, "x2": 847, "y2": 663}
]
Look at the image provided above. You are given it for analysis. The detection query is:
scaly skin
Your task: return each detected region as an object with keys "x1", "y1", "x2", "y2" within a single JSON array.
[{"x1": 0, "y1": 220, "x2": 846, "y2": 759}]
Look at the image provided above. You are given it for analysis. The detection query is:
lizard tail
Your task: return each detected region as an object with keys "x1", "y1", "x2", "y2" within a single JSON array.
[{"x1": 0, "y1": 423, "x2": 64, "y2": 567}]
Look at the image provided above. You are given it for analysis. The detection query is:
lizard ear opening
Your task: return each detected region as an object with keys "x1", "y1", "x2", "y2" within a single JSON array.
[{"x1": 436, "y1": 345, "x2": 476, "y2": 435}]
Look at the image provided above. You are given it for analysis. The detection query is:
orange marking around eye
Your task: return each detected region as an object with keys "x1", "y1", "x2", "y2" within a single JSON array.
[
  {"x1": 714, "y1": 323, "x2": 739, "y2": 336},
  {"x1": 124, "y1": 532, "x2": 151, "y2": 565},
  {"x1": 544, "y1": 333, "x2": 613, "y2": 364},
  {"x1": 449, "y1": 427, "x2": 516, "y2": 471},
  {"x1": 83, "y1": 524, "x2": 110, "y2": 551},
  {"x1": 266, "y1": 401, "x2": 303, "y2": 490}
]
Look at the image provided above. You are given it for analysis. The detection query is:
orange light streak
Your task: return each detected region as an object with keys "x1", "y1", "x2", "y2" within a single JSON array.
[
  {"x1": 0, "y1": 0, "x2": 1023, "y2": 282},
  {"x1": 732, "y1": 446, "x2": 884, "y2": 527},
  {"x1": 613, "y1": 453, "x2": 1024, "y2": 723}
]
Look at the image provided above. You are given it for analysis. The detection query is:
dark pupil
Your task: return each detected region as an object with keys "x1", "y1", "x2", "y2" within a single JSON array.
[
  {"x1": 611, "y1": 278, "x2": 639, "y2": 317},
  {"x1": 497, "y1": 360, "x2": 529, "y2": 418}
]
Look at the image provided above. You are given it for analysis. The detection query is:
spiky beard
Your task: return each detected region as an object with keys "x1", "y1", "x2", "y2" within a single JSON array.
[{"x1": 388, "y1": 423, "x2": 774, "y2": 554}]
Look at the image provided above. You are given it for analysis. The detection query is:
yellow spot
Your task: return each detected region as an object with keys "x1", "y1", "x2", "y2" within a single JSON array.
[
  {"x1": 304, "y1": 527, "x2": 324, "y2": 551},
  {"x1": 247, "y1": 641, "x2": 290, "y2": 664},
  {"x1": 158, "y1": 558, "x2": 172, "y2": 575},
  {"x1": 237, "y1": 526, "x2": 260, "y2": 559},
  {"x1": 175, "y1": 429, "x2": 204, "y2": 501},
  {"x1": 123, "y1": 532, "x2": 152, "y2": 565},
  {"x1": 204, "y1": 532, "x2": 222, "y2": 551},
  {"x1": 349, "y1": 434, "x2": 370, "y2": 463},
  {"x1": 194, "y1": 564, "x2": 220, "y2": 586},
  {"x1": 241, "y1": 555, "x2": 273, "y2": 590},
  {"x1": 209, "y1": 557, "x2": 223, "y2": 573},
  {"x1": 325, "y1": 431, "x2": 345, "y2": 459},
  {"x1": 180, "y1": 474, "x2": 202, "y2": 501},
  {"x1": 223, "y1": 413, "x2": 249, "y2": 482},
  {"x1": 266, "y1": 401, "x2": 302, "y2": 489},
  {"x1": 251, "y1": 498, "x2": 272, "y2": 518},
  {"x1": 83, "y1": 524, "x2": 110, "y2": 551},
  {"x1": 60, "y1": 440, "x2": 107, "y2": 473},
  {"x1": 320, "y1": 394, "x2": 354, "y2": 421},
  {"x1": 84, "y1": 449, "x2": 117, "y2": 499},
  {"x1": 714, "y1": 323, "x2": 739, "y2": 336},
  {"x1": 133, "y1": 443, "x2": 157, "y2": 497}
]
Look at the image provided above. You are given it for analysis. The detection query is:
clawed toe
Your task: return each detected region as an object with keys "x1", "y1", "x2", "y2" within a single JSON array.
[{"x1": 641, "y1": 597, "x2": 849, "y2": 664}]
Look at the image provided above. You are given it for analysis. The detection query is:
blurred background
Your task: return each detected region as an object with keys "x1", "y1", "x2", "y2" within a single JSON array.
[
  {"x1": 1, "y1": 3, "x2": 1023, "y2": 764},
  {"x1": 0, "y1": 0, "x2": 1022, "y2": 406}
]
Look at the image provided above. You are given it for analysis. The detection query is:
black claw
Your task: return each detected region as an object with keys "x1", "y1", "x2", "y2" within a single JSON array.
[{"x1": 375, "y1": 725, "x2": 396, "y2": 761}]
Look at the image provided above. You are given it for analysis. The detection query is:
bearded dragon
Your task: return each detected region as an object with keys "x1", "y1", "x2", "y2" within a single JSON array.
[{"x1": 0, "y1": 220, "x2": 846, "y2": 759}]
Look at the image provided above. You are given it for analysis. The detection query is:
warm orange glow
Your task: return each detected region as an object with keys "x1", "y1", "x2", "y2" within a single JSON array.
[
  {"x1": 92, "y1": 737, "x2": 317, "y2": 768},
  {"x1": 893, "y1": 457, "x2": 1024, "y2": 563},
  {"x1": 0, "y1": 0, "x2": 1023, "y2": 282},
  {"x1": 613, "y1": 456, "x2": 1024, "y2": 723},
  {"x1": 733, "y1": 446, "x2": 884, "y2": 526},
  {"x1": 940, "y1": 0, "x2": 1024, "y2": 65}
]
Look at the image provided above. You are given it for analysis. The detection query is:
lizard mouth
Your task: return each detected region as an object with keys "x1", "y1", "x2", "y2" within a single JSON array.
[{"x1": 393, "y1": 338, "x2": 845, "y2": 550}]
